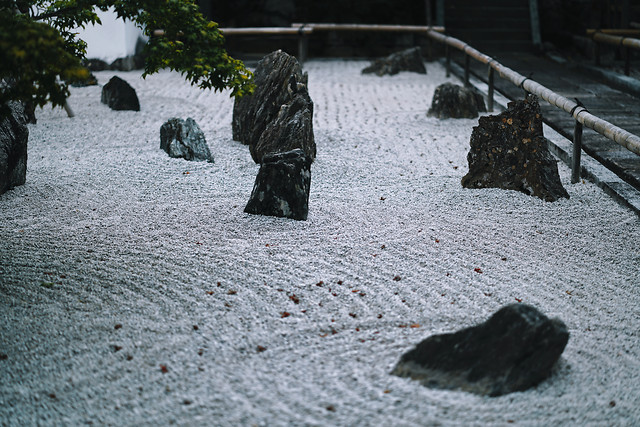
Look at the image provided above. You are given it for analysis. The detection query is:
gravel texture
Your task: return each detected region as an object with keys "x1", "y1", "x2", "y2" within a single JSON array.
[{"x1": 1, "y1": 59, "x2": 639, "y2": 426}]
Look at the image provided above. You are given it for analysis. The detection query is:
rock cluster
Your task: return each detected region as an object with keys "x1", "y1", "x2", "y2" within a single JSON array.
[
  {"x1": 461, "y1": 95, "x2": 569, "y2": 201},
  {"x1": 101, "y1": 76, "x2": 140, "y2": 111},
  {"x1": 392, "y1": 304, "x2": 569, "y2": 397},
  {"x1": 427, "y1": 83, "x2": 486, "y2": 119},
  {"x1": 362, "y1": 47, "x2": 426, "y2": 76},
  {"x1": 244, "y1": 149, "x2": 312, "y2": 221},
  {"x1": 160, "y1": 118, "x2": 213, "y2": 162},
  {"x1": 0, "y1": 101, "x2": 28, "y2": 195},
  {"x1": 232, "y1": 50, "x2": 315, "y2": 163}
]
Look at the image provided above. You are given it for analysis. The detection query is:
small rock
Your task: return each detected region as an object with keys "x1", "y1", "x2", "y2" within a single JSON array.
[
  {"x1": 160, "y1": 118, "x2": 213, "y2": 162},
  {"x1": 85, "y1": 58, "x2": 109, "y2": 72},
  {"x1": 0, "y1": 101, "x2": 28, "y2": 195},
  {"x1": 244, "y1": 149, "x2": 311, "y2": 221},
  {"x1": 67, "y1": 68, "x2": 98, "y2": 87},
  {"x1": 110, "y1": 55, "x2": 145, "y2": 72},
  {"x1": 101, "y1": 76, "x2": 140, "y2": 111},
  {"x1": 391, "y1": 304, "x2": 569, "y2": 396},
  {"x1": 362, "y1": 47, "x2": 426, "y2": 76},
  {"x1": 461, "y1": 95, "x2": 569, "y2": 201},
  {"x1": 427, "y1": 83, "x2": 486, "y2": 119}
]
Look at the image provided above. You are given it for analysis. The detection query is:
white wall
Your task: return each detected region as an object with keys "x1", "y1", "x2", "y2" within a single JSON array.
[{"x1": 76, "y1": 8, "x2": 146, "y2": 63}]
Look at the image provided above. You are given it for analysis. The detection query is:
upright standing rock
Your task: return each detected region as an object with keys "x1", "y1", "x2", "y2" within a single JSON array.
[
  {"x1": 160, "y1": 118, "x2": 213, "y2": 162},
  {"x1": 244, "y1": 149, "x2": 311, "y2": 221},
  {"x1": 101, "y1": 76, "x2": 140, "y2": 111},
  {"x1": 232, "y1": 50, "x2": 315, "y2": 164},
  {"x1": 361, "y1": 47, "x2": 426, "y2": 76},
  {"x1": 0, "y1": 101, "x2": 28, "y2": 195},
  {"x1": 461, "y1": 95, "x2": 569, "y2": 201},
  {"x1": 427, "y1": 83, "x2": 486, "y2": 119},
  {"x1": 391, "y1": 304, "x2": 569, "y2": 396}
]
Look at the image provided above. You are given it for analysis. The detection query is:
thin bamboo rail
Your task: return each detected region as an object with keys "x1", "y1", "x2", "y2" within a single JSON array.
[
  {"x1": 425, "y1": 29, "x2": 640, "y2": 159},
  {"x1": 291, "y1": 23, "x2": 445, "y2": 33},
  {"x1": 589, "y1": 31, "x2": 640, "y2": 50}
]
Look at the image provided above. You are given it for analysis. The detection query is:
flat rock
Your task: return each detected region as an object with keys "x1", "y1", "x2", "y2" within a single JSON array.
[
  {"x1": 0, "y1": 101, "x2": 28, "y2": 195},
  {"x1": 101, "y1": 76, "x2": 140, "y2": 111},
  {"x1": 232, "y1": 50, "x2": 312, "y2": 156},
  {"x1": 244, "y1": 148, "x2": 311, "y2": 221},
  {"x1": 461, "y1": 95, "x2": 569, "y2": 201},
  {"x1": 391, "y1": 304, "x2": 569, "y2": 396},
  {"x1": 427, "y1": 83, "x2": 486, "y2": 119},
  {"x1": 160, "y1": 118, "x2": 213, "y2": 162},
  {"x1": 362, "y1": 47, "x2": 426, "y2": 76}
]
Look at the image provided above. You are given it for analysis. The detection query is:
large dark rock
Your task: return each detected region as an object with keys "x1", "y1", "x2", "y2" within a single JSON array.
[
  {"x1": 110, "y1": 55, "x2": 145, "y2": 72},
  {"x1": 160, "y1": 118, "x2": 213, "y2": 162},
  {"x1": 244, "y1": 149, "x2": 311, "y2": 221},
  {"x1": 250, "y1": 90, "x2": 315, "y2": 163},
  {"x1": 101, "y1": 76, "x2": 140, "y2": 111},
  {"x1": 392, "y1": 304, "x2": 569, "y2": 397},
  {"x1": 362, "y1": 47, "x2": 426, "y2": 76},
  {"x1": 427, "y1": 83, "x2": 486, "y2": 119},
  {"x1": 85, "y1": 58, "x2": 109, "y2": 72},
  {"x1": 461, "y1": 95, "x2": 569, "y2": 202},
  {"x1": 0, "y1": 101, "x2": 28, "y2": 195},
  {"x1": 232, "y1": 50, "x2": 314, "y2": 164}
]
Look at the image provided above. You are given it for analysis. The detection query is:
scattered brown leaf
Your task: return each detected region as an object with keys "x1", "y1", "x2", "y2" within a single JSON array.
[
  {"x1": 393, "y1": 275, "x2": 401, "y2": 281},
  {"x1": 227, "y1": 290, "x2": 237, "y2": 295},
  {"x1": 113, "y1": 345, "x2": 122, "y2": 352},
  {"x1": 114, "y1": 324, "x2": 122, "y2": 330},
  {"x1": 515, "y1": 297, "x2": 523, "y2": 303},
  {"x1": 349, "y1": 313, "x2": 357, "y2": 318},
  {"x1": 280, "y1": 311, "x2": 291, "y2": 318},
  {"x1": 410, "y1": 324, "x2": 420, "y2": 328},
  {"x1": 257, "y1": 345, "x2": 267, "y2": 353},
  {"x1": 474, "y1": 268, "x2": 483, "y2": 274},
  {"x1": 160, "y1": 365, "x2": 168, "y2": 374}
]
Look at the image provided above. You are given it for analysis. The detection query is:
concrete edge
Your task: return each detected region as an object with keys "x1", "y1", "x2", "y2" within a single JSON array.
[
  {"x1": 570, "y1": 62, "x2": 640, "y2": 99},
  {"x1": 441, "y1": 58, "x2": 640, "y2": 217}
]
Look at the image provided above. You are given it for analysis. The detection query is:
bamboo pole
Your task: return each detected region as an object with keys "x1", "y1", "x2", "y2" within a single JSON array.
[
  {"x1": 591, "y1": 31, "x2": 640, "y2": 50},
  {"x1": 291, "y1": 23, "x2": 444, "y2": 33},
  {"x1": 425, "y1": 29, "x2": 640, "y2": 157}
]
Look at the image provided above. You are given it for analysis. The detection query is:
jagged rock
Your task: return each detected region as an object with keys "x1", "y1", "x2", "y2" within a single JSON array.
[
  {"x1": 160, "y1": 118, "x2": 213, "y2": 162},
  {"x1": 244, "y1": 149, "x2": 311, "y2": 221},
  {"x1": 461, "y1": 95, "x2": 569, "y2": 201},
  {"x1": 250, "y1": 91, "x2": 315, "y2": 163},
  {"x1": 101, "y1": 76, "x2": 140, "y2": 111},
  {"x1": 0, "y1": 101, "x2": 28, "y2": 195},
  {"x1": 110, "y1": 55, "x2": 145, "y2": 72},
  {"x1": 427, "y1": 83, "x2": 487, "y2": 119},
  {"x1": 67, "y1": 68, "x2": 98, "y2": 87},
  {"x1": 362, "y1": 47, "x2": 426, "y2": 76},
  {"x1": 232, "y1": 50, "x2": 315, "y2": 163},
  {"x1": 391, "y1": 304, "x2": 569, "y2": 397},
  {"x1": 85, "y1": 58, "x2": 109, "y2": 72}
]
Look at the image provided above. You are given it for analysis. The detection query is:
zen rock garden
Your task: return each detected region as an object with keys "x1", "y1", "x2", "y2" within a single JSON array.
[
  {"x1": 160, "y1": 117, "x2": 214, "y2": 163},
  {"x1": 428, "y1": 82, "x2": 487, "y2": 119},
  {"x1": 101, "y1": 76, "x2": 140, "y2": 111}
]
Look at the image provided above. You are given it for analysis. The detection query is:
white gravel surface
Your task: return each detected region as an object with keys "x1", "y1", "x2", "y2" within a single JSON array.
[{"x1": 1, "y1": 59, "x2": 639, "y2": 426}]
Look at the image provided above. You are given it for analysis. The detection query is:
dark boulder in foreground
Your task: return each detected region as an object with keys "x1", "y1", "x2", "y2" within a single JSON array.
[
  {"x1": 427, "y1": 83, "x2": 486, "y2": 119},
  {"x1": 245, "y1": 149, "x2": 311, "y2": 221},
  {"x1": 101, "y1": 76, "x2": 140, "y2": 111},
  {"x1": 250, "y1": 90, "x2": 315, "y2": 163},
  {"x1": 362, "y1": 47, "x2": 426, "y2": 76},
  {"x1": 461, "y1": 95, "x2": 569, "y2": 201},
  {"x1": 0, "y1": 101, "x2": 28, "y2": 195},
  {"x1": 160, "y1": 118, "x2": 213, "y2": 162},
  {"x1": 232, "y1": 50, "x2": 315, "y2": 164},
  {"x1": 392, "y1": 304, "x2": 569, "y2": 397}
]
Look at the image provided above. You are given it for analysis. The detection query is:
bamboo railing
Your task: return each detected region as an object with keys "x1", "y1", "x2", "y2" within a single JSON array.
[
  {"x1": 425, "y1": 29, "x2": 640, "y2": 183},
  {"x1": 586, "y1": 29, "x2": 640, "y2": 75}
]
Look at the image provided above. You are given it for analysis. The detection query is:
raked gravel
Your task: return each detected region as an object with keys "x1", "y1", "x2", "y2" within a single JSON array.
[{"x1": 1, "y1": 59, "x2": 639, "y2": 426}]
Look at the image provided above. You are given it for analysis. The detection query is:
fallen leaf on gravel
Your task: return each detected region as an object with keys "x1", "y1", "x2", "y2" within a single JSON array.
[
  {"x1": 206, "y1": 291, "x2": 214, "y2": 295},
  {"x1": 48, "y1": 393, "x2": 57, "y2": 399},
  {"x1": 515, "y1": 297, "x2": 523, "y2": 303},
  {"x1": 610, "y1": 400, "x2": 616, "y2": 407},
  {"x1": 280, "y1": 311, "x2": 291, "y2": 318},
  {"x1": 326, "y1": 405, "x2": 336, "y2": 412},
  {"x1": 383, "y1": 389, "x2": 391, "y2": 394},
  {"x1": 380, "y1": 245, "x2": 386, "y2": 249},
  {"x1": 224, "y1": 303, "x2": 232, "y2": 308},
  {"x1": 399, "y1": 324, "x2": 407, "y2": 328},
  {"x1": 316, "y1": 281, "x2": 324, "y2": 287},
  {"x1": 113, "y1": 345, "x2": 123, "y2": 352},
  {"x1": 198, "y1": 349, "x2": 203, "y2": 356},
  {"x1": 227, "y1": 290, "x2": 237, "y2": 295},
  {"x1": 474, "y1": 268, "x2": 483, "y2": 274},
  {"x1": 160, "y1": 365, "x2": 168, "y2": 373},
  {"x1": 349, "y1": 313, "x2": 357, "y2": 318},
  {"x1": 114, "y1": 324, "x2": 122, "y2": 330},
  {"x1": 380, "y1": 197, "x2": 386, "y2": 201},
  {"x1": 410, "y1": 324, "x2": 420, "y2": 328},
  {"x1": 289, "y1": 295, "x2": 300, "y2": 304},
  {"x1": 183, "y1": 399, "x2": 193, "y2": 405},
  {"x1": 337, "y1": 280, "x2": 343, "y2": 285},
  {"x1": 393, "y1": 275, "x2": 401, "y2": 281},
  {"x1": 193, "y1": 325, "x2": 199, "y2": 330},
  {"x1": 126, "y1": 355, "x2": 133, "y2": 361},
  {"x1": 257, "y1": 345, "x2": 267, "y2": 353},
  {"x1": 377, "y1": 314, "x2": 383, "y2": 319},
  {"x1": 40, "y1": 282, "x2": 54, "y2": 289},
  {"x1": 484, "y1": 292, "x2": 493, "y2": 297}
]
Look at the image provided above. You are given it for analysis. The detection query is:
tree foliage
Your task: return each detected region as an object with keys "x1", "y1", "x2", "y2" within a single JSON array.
[{"x1": 0, "y1": 0, "x2": 254, "y2": 117}]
